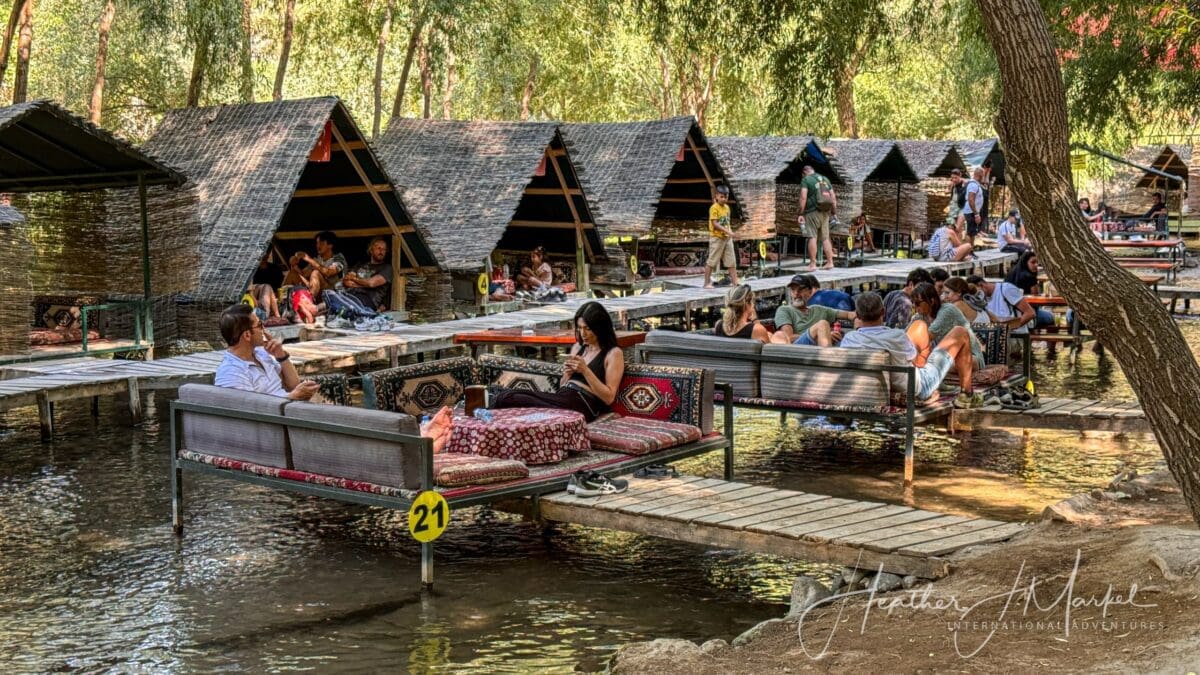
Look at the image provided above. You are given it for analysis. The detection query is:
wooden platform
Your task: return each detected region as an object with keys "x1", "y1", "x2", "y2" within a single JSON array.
[
  {"x1": 951, "y1": 397, "x2": 1149, "y2": 433},
  {"x1": 0, "y1": 338, "x2": 144, "y2": 365},
  {"x1": 530, "y1": 476, "x2": 1026, "y2": 578}
]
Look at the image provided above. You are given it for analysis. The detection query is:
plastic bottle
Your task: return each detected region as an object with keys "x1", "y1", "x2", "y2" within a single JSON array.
[
  {"x1": 420, "y1": 414, "x2": 431, "y2": 435},
  {"x1": 473, "y1": 408, "x2": 494, "y2": 423}
]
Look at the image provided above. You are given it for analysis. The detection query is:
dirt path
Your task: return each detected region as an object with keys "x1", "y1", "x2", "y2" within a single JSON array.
[{"x1": 611, "y1": 470, "x2": 1200, "y2": 672}]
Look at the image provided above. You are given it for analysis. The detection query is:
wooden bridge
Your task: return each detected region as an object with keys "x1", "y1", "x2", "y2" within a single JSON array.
[
  {"x1": 951, "y1": 397, "x2": 1150, "y2": 433},
  {"x1": 512, "y1": 475, "x2": 1028, "y2": 578}
]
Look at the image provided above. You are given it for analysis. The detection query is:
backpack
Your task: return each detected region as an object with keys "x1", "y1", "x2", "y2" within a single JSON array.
[
  {"x1": 954, "y1": 183, "x2": 967, "y2": 210},
  {"x1": 815, "y1": 176, "x2": 835, "y2": 212}
]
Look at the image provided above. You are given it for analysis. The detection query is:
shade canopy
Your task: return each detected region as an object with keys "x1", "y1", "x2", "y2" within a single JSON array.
[
  {"x1": 0, "y1": 100, "x2": 184, "y2": 192},
  {"x1": 823, "y1": 140, "x2": 919, "y2": 184}
]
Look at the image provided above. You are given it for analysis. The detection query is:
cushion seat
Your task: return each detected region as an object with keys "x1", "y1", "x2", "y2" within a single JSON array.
[
  {"x1": 943, "y1": 364, "x2": 1011, "y2": 387},
  {"x1": 434, "y1": 452, "x2": 529, "y2": 487},
  {"x1": 587, "y1": 415, "x2": 703, "y2": 455}
]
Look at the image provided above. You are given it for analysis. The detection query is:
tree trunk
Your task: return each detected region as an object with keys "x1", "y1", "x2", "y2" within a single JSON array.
[
  {"x1": 418, "y1": 32, "x2": 430, "y2": 119},
  {"x1": 696, "y1": 53, "x2": 719, "y2": 128},
  {"x1": 11, "y1": 0, "x2": 31, "y2": 104},
  {"x1": 0, "y1": 0, "x2": 22, "y2": 91},
  {"x1": 239, "y1": 0, "x2": 253, "y2": 102},
  {"x1": 272, "y1": 0, "x2": 295, "y2": 101},
  {"x1": 390, "y1": 3, "x2": 428, "y2": 120},
  {"x1": 186, "y1": 30, "x2": 209, "y2": 107},
  {"x1": 440, "y1": 28, "x2": 455, "y2": 119},
  {"x1": 834, "y1": 41, "x2": 867, "y2": 138},
  {"x1": 371, "y1": 0, "x2": 392, "y2": 137},
  {"x1": 519, "y1": 53, "x2": 539, "y2": 121},
  {"x1": 976, "y1": 0, "x2": 1200, "y2": 525},
  {"x1": 88, "y1": 0, "x2": 115, "y2": 124},
  {"x1": 657, "y1": 49, "x2": 671, "y2": 118}
]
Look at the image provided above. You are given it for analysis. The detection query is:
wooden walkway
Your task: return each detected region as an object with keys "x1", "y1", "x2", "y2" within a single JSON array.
[
  {"x1": 951, "y1": 397, "x2": 1149, "y2": 433},
  {"x1": 0, "y1": 252, "x2": 1017, "y2": 438},
  {"x1": 530, "y1": 475, "x2": 1027, "y2": 578}
]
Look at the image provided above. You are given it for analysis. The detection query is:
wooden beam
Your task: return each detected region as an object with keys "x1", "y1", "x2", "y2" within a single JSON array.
[
  {"x1": 508, "y1": 219, "x2": 596, "y2": 229},
  {"x1": 665, "y1": 177, "x2": 712, "y2": 184},
  {"x1": 685, "y1": 132, "x2": 716, "y2": 193},
  {"x1": 546, "y1": 151, "x2": 595, "y2": 266},
  {"x1": 658, "y1": 197, "x2": 737, "y2": 204},
  {"x1": 331, "y1": 139, "x2": 367, "y2": 152},
  {"x1": 293, "y1": 183, "x2": 392, "y2": 198},
  {"x1": 523, "y1": 187, "x2": 583, "y2": 196},
  {"x1": 274, "y1": 226, "x2": 412, "y2": 240},
  {"x1": 328, "y1": 123, "x2": 422, "y2": 269},
  {"x1": 547, "y1": 148, "x2": 567, "y2": 157}
]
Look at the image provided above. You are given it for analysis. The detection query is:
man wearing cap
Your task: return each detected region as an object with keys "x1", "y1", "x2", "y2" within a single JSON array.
[
  {"x1": 771, "y1": 274, "x2": 855, "y2": 346},
  {"x1": 703, "y1": 184, "x2": 739, "y2": 288},
  {"x1": 996, "y1": 210, "x2": 1030, "y2": 253},
  {"x1": 797, "y1": 165, "x2": 837, "y2": 271}
]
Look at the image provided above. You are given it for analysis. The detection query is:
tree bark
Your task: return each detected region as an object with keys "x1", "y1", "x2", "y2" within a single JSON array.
[
  {"x1": 696, "y1": 53, "x2": 719, "y2": 128},
  {"x1": 0, "y1": 0, "x2": 22, "y2": 92},
  {"x1": 834, "y1": 41, "x2": 867, "y2": 138},
  {"x1": 371, "y1": 0, "x2": 392, "y2": 137},
  {"x1": 440, "y1": 27, "x2": 455, "y2": 120},
  {"x1": 272, "y1": 0, "x2": 295, "y2": 101},
  {"x1": 657, "y1": 48, "x2": 671, "y2": 118},
  {"x1": 11, "y1": 0, "x2": 31, "y2": 104},
  {"x1": 976, "y1": 0, "x2": 1200, "y2": 525},
  {"x1": 390, "y1": 3, "x2": 428, "y2": 120},
  {"x1": 418, "y1": 32, "x2": 430, "y2": 119},
  {"x1": 239, "y1": 0, "x2": 253, "y2": 102},
  {"x1": 186, "y1": 30, "x2": 209, "y2": 107},
  {"x1": 519, "y1": 53, "x2": 539, "y2": 121},
  {"x1": 88, "y1": 0, "x2": 115, "y2": 124}
]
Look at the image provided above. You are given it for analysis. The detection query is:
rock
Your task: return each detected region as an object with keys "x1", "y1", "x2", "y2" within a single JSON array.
[
  {"x1": 788, "y1": 576, "x2": 833, "y2": 616},
  {"x1": 840, "y1": 566, "x2": 867, "y2": 587},
  {"x1": 870, "y1": 572, "x2": 904, "y2": 592},
  {"x1": 699, "y1": 639, "x2": 728, "y2": 654},
  {"x1": 1107, "y1": 468, "x2": 1137, "y2": 489},
  {"x1": 610, "y1": 638, "x2": 701, "y2": 670},
  {"x1": 902, "y1": 575, "x2": 921, "y2": 590},
  {"x1": 732, "y1": 618, "x2": 785, "y2": 647},
  {"x1": 827, "y1": 573, "x2": 844, "y2": 590},
  {"x1": 1042, "y1": 493, "x2": 1099, "y2": 523}
]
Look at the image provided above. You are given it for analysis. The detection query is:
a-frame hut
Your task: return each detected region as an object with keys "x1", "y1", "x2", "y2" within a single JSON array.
[
  {"x1": 708, "y1": 135, "x2": 843, "y2": 238},
  {"x1": 561, "y1": 117, "x2": 742, "y2": 275},
  {"x1": 142, "y1": 97, "x2": 439, "y2": 339},
  {"x1": 1, "y1": 99, "x2": 190, "y2": 358},
  {"x1": 824, "y1": 140, "x2": 920, "y2": 242},
  {"x1": 957, "y1": 138, "x2": 1010, "y2": 216},
  {"x1": 375, "y1": 119, "x2": 604, "y2": 301},
  {"x1": 894, "y1": 140, "x2": 969, "y2": 234},
  {"x1": 1126, "y1": 144, "x2": 1191, "y2": 215}
]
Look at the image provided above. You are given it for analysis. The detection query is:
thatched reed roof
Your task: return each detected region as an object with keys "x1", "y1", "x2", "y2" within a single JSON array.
[
  {"x1": 0, "y1": 99, "x2": 184, "y2": 192},
  {"x1": 823, "y1": 139, "x2": 919, "y2": 184},
  {"x1": 0, "y1": 204, "x2": 24, "y2": 225},
  {"x1": 562, "y1": 117, "x2": 743, "y2": 239},
  {"x1": 894, "y1": 140, "x2": 968, "y2": 179},
  {"x1": 957, "y1": 138, "x2": 1007, "y2": 184},
  {"x1": 143, "y1": 97, "x2": 437, "y2": 302},
  {"x1": 376, "y1": 118, "x2": 604, "y2": 271}
]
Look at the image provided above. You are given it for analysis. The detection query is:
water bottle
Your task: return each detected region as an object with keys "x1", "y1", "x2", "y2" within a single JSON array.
[
  {"x1": 420, "y1": 414, "x2": 431, "y2": 435},
  {"x1": 473, "y1": 408, "x2": 494, "y2": 423},
  {"x1": 522, "y1": 320, "x2": 535, "y2": 336}
]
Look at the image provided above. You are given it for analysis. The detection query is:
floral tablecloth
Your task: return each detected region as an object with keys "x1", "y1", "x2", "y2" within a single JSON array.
[{"x1": 445, "y1": 407, "x2": 589, "y2": 464}]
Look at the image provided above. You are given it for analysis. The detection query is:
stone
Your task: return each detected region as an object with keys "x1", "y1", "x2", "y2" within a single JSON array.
[
  {"x1": 840, "y1": 566, "x2": 867, "y2": 587},
  {"x1": 870, "y1": 572, "x2": 904, "y2": 593},
  {"x1": 699, "y1": 639, "x2": 728, "y2": 654},
  {"x1": 732, "y1": 618, "x2": 785, "y2": 647},
  {"x1": 902, "y1": 575, "x2": 921, "y2": 590},
  {"x1": 610, "y1": 638, "x2": 701, "y2": 669},
  {"x1": 788, "y1": 576, "x2": 833, "y2": 617},
  {"x1": 827, "y1": 573, "x2": 844, "y2": 590},
  {"x1": 1042, "y1": 494, "x2": 1099, "y2": 523}
]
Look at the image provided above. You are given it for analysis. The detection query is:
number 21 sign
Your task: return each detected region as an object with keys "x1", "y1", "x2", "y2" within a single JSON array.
[{"x1": 408, "y1": 491, "x2": 450, "y2": 543}]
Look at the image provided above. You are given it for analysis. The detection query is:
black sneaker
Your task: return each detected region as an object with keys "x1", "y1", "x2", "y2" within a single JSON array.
[{"x1": 574, "y1": 473, "x2": 629, "y2": 497}]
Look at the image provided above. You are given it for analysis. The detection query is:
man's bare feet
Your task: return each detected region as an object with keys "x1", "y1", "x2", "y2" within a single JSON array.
[
  {"x1": 423, "y1": 405, "x2": 454, "y2": 453},
  {"x1": 822, "y1": 264, "x2": 835, "y2": 270},
  {"x1": 703, "y1": 284, "x2": 714, "y2": 289},
  {"x1": 805, "y1": 265, "x2": 817, "y2": 272}
]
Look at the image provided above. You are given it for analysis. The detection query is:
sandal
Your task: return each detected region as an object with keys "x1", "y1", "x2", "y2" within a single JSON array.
[{"x1": 634, "y1": 464, "x2": 679, "y2": 480}]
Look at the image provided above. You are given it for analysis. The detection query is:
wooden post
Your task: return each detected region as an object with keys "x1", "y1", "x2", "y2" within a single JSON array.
[
  {"x1": 138, "y1": 173, "x2": 155, "y2": 358},
  {"x1": 545, "y1": 148, "x2": 591, "y2": 295},
  {"x1": 127, "y1": 377, "x2": 143, "y2": 423},
  {"x1": 391, "y1": 234, "x2": 405, "y2": 311},
  {"x1": 37, "y1": 394, "x2": 53, "y2": 441}
]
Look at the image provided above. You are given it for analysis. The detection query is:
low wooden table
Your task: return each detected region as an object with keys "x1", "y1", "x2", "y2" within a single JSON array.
[{"x1": 452, "y1": 327, "x2": 648, "y2": 358}]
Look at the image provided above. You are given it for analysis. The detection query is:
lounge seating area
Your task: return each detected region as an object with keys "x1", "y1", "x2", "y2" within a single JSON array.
[{"x1": 171, "y1": 354, "x2": 731, "y2": 537}]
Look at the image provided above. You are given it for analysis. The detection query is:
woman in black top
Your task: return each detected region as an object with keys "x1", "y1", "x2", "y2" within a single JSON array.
[
  {"x1": 490, "y1": 301, "x2": 625, "y2": 422},
  {"x1": 712, "y1": 284, "x2": 772, "y2": 343}
]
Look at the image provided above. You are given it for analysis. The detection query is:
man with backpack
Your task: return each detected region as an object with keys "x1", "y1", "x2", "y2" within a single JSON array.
[
  {"x1": 797, "y1": 165, "x2": 837, "y2": 271},
  {"x1": 947, "y1": 168, "x2": 966, "y2": 225},
  {"x1": 962, "y1": 167, "x2": 986, "y2": 245}
]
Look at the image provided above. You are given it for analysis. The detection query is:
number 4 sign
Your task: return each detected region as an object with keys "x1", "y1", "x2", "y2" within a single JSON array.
[{"x1": 408, "y1": 491, "x2": 450, "y2": 543}]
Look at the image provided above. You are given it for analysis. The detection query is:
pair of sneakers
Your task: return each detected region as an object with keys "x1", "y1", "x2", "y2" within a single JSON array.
[
  {"x1": 953, "y1": 391, "x2": 984, "y2": 409},
  {"x1": 567, "y1": 470, "x2": 629, "y2": 497},
  {"x1": 354, "y1": 315, "x2": 393, "y2": 332}
]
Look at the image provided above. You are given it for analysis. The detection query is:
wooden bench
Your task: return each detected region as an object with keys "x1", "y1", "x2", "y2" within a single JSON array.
[{"x1": 1112, "y1": 259, "x2": 1180, "y2": 280}]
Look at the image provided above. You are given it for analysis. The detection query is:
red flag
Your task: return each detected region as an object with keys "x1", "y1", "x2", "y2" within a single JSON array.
[
  {"x1": 309, "y1": 120, "x2": 332, "y2": 162},
  {"x1": 534, "y1": 155, "x2": 547, "y2": 177},
  {"x1": 676, "y1": 145, "x2": 686, "y2": 162}
]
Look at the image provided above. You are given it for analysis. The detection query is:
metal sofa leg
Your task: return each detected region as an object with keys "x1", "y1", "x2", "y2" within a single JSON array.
[
  {"x1": 904, "y1": 427, "x2": 914, "y2": 485},
  {"x1": 171, "y1": 466, "x2": 183, "y2": 536},
  {"x1": 779, "y1": 410, "x2": 788, "y2": 426},
  {"x1": 421, "y1": 542, "x2": 434, "y2": 588}
]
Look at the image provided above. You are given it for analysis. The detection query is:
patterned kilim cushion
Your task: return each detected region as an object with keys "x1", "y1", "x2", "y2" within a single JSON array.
[
  {"x1": 308, "y1": 373, "x2": 352, "y2": 407},
  {"x1": 614, "y1": 363, "x2": 710, "y2": 431},
  {"x1": 587, "y1": 415, "x2": 702, "y2": 455},
  {"x1": 943, "y1": 364, "x2": 1011, "y2": 388},
  {"x1": 178, "y1": 449, "x2": 415, "y2": 498},
  {"x1": 434, "y1": 452, "x2": 529, "y2": 487},
  {"x1": 478, "y1": 353, "x2": 562, "y2": 393},
  {"x1": 972, "y1": 323, "x2": 1010, "y2": 366},
  {"x1": 655, "y1": 246, "x2": 706, "y2": 269},
  {"x1": 361, "y1": 357, "x2": 477, "y2": 415}
]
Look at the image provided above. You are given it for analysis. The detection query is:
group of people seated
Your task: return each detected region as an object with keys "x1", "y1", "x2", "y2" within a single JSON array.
[
  {"x1": 712, "y1": 262, "x2": 1043, "y2": 408},
  {"x1": 488, "y1": 246, "x2": 563, "y2": 302},
  {"x1": 249, "y1": 231, "x2": 394, "y2": 326},
  {"x1": 1080, "y1": 193, "x2": 1171, "y2": 238}
]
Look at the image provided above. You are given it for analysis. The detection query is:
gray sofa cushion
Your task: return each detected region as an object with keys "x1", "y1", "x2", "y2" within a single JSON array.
[
  {"x1": 285, "y1": 402, "x2": 422, "y2": 490},
  {"x1": 759, "y1": 343, "x2": 891, "y2": 411},
  {"x1": 179, "y1": 384, "x2": 291, "y2": 468},
  {"x1": 642, "y1": 330, "x2": 763, "y2": 398}
]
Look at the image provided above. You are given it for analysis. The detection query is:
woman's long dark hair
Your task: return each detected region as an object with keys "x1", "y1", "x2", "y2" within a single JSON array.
[
  {"x1": 1005, "y1": 250, "x2": 1039, "y2": 294},
  {"x1": 575, "y1": 301, "x2": 619, "y2": 353},
  {"x1": 913, "y1": 282, "x2": 942, "y2": 321}
]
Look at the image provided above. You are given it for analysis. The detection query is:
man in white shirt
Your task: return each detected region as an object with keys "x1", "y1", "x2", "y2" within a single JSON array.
[
  {"x1": 962, "y1": 168, "x2": 985, "y2": 245},
  {"x1": 214, "y1": 304, "x2": 320, "y2": 400},
  {"x1": 976, "y1": 278, "x2": 1036, "y2": 334}
]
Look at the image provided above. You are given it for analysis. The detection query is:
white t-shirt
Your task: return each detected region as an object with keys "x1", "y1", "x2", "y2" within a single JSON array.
[
  {"x1": 996, "y1": 220, "x2": 1020, "y2": 248},
  {"x1": 986, "y1": 282, "x2": 1028, "y2": 334},
  {"x1": 214, "y1": 347, "x2": 287, "y2": 397},
  {"x1": 963, "y1": 180, "x2": 983, "y2": 215}
]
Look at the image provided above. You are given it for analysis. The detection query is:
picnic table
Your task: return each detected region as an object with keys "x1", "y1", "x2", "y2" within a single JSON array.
[
  {"x1": 1025, "y1": 295, "x2": 1092, "y2": 350},
  {"x1": 1038, "y1": 273, "x2": 1163, "y2": 292},
  {"x1": 453, "y1": 327, "x2": 648, "y2": 358}
]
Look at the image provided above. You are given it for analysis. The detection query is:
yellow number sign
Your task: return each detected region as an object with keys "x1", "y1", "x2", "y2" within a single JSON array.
[
  {"x1": 408, "y1": 491, "x2": 450, "y2": 543},
  {"x1": 758, "y1": 241, "x2": 768, "y2": 258},
  {"x1": 476, "y1": 272, "x2": 489, "y2": 296},
  {"x1": 629, "y1": 255, "x2": 639, "y2": 273}
]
